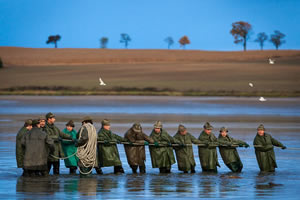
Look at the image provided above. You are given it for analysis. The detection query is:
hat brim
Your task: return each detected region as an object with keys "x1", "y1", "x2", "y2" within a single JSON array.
[{"x1": 133, "y1": 128, "x2": 141, "y2": 132}]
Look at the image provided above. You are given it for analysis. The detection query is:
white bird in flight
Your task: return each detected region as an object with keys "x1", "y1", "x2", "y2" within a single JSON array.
[
  {"x1": 259, "y1": 97, "x2": 267, "y2": 102},
  {"x1": 99, "y1": 77, "x2": 106, "y2": 86},
  {"x1": 249, "y1": 83, "x2": 254, "y2": 87},
  {"x1": 269, "y1": 58, "x2": 275, "y2": 64}
]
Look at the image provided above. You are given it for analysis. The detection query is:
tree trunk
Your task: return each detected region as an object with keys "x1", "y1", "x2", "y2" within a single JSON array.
[
  {"x1": 54, "y1": 41, "x2": 57, "y2": 48},
  {"x1": 243, "y1": 37, "x2": 246, "y2": 51}
]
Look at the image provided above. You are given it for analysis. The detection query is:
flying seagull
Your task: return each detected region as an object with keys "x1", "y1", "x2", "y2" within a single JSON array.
[
  {"x1": 99, "y1": 77, "x2": 106, "y2": 86},
  {"x1": 269, "y1": 58, "x2": 275, "y2": 65},
  {"x1": 259, "y1": 97, "x2": 267, "y2": 102},
  {"x1": 249, "y1": 83, "x2": 254, "y2": 87}
]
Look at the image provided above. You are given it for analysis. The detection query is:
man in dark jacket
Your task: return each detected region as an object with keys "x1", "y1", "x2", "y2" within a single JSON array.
[
  {"x1": 149, "y1": 121, "x2": 180, "y2": 173},
  {"x1": 174, "y1": 124, "x2": 203, "y2": 173},
  {"x1": 16, "y1": 119, "x2": 32, "y2": 176},
  {"x1": 253, "y1": 124, "x2": 286, "y2": 172},
  {"x1": 97, "y1": 119, "x2": 127, "y2": 174},
  {"x1": 124, "y1": 123, "x2": 154, "y2": 173},
  {"x1": 198, "y1": 122, "x2": 220, "y2": 172},
  {"x1": 218, "y1": 127, "x2": 249, "y2": 172},
  {"x1": 39, "y1": 116, "x2": 46, "y2": 131},
  {"x1": 21, "y1": 119, "x2": 54, "y2": 176},
  {"x1": 44, "y1": 112, "x2": 72, "y2": 175}
]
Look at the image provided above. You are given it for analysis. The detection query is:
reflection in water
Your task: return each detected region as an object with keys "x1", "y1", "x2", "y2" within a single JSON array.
[
  {"x1": 254, "y1": 172, "x2": 283, "y2": 198},
  {"x1": 198, "y1": 174, "x2": 217, "y2": 198},
  {"x1": 77, "y1": 177, "x2": 98, "y2": 198}
]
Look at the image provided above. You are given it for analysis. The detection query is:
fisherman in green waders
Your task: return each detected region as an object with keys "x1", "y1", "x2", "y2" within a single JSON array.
[
  {"x1": 124, "y1": 123, "x2": 154, "y2": 173},
  {"x1": 198, "y1": 122, "x2": 220, "y2": 172},
  {"x1": 218, "y1": 127, "x2": 249, "y2": 173},
  {"x1": 16, "y1": 119, "x2": 32, "y2": 176},
  {"x1": 76, "y1": 116, "x2": 98, "y2": 177},
  {"x1": 173, "y1": 124, "x2": 204, "y2": 173},
  {"x1": 44, "y1": 112, "x2": 73, "y2": 175},
  {"x1": 253, "y1": 124, "x2": 286, "y2": 172},
  {"x1": 97, "y1": 119, "x2": 127, "y2": 174},
  {"x1": 61, "y1": 120, "x2": 78, "y2": 174},
  {"x1": 149, "y1": 121, "x2": 180, "y2": 173}
]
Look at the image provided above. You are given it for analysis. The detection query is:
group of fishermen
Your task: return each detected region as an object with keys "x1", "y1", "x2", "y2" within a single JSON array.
[{"x1": 16, "y1": 112, "x2": 287, "y2": 177}]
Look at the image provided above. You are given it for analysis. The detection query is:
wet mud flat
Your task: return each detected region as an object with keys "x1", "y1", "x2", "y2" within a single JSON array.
[{"x1": 0, "y1": 96, "x2": 300, "y2": 199}]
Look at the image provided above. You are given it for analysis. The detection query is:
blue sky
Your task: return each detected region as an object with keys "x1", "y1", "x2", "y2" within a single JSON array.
[{"x1": 0, "y1": 0, "x2": 299, "y2": 50}]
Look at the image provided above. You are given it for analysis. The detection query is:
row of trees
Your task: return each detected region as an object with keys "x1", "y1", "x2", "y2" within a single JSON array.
[
  {"x1": 46, "y1": 21, "x2": 286, "y2": 51},
  {"x1": 230, "y1": 21, "x2": 286, "y2": 51}
]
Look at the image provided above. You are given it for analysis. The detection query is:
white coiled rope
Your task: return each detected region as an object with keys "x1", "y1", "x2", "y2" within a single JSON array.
[{"x1": 76, "y1": 123, "x2": 98, "y2": 175}]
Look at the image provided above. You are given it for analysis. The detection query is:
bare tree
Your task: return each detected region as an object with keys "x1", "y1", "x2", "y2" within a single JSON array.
[
  {"x1": 179, "y1": 36, "x2": 190, "y2": 49},
  {"x1": 46, "y1": 35, "x2": 61, "y2": 48},
  {"x1": 270, "y1": 30, "x2": 286, "y2": 50},
  {"x1": 230, "y1": 21, "x2": 252, "y2": 51},
  {"x1": 255, "y1": 32, "x2": 268, "y2": 50},
  {"x1": 0, "y1": 57, "x2": 3, "y2": 68},
  {"x1": 164, "y1": 37, "x2": 174, "y2": 49},
  {"x1": 100, "y1": 37, "x2": 109, "y2": 48},
  {"x1": 120, "y1": 33, "x2": 131, "y2": 49}
]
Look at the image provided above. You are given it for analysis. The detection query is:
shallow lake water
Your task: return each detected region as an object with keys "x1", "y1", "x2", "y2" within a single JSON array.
[{"x1": 0, "y1": 96, "x2": 300, "y2": 199}]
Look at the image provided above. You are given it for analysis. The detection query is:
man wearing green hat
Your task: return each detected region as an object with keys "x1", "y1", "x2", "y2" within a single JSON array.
[
  {"x1": 174, "y1": 124, "x2": 204, "y2": 173},
  {"x1": 218, "y1": 127, "x2": 249, "y2": 172},
  {"x1": 97, "y1": 119, "x2": 127, "y2": 174},
  {"x1": 16, "y1": 119, "x2": 33, "y2": 176},
  {"x1": 124, "y1": 123, "x2": 154, "y2": 173},
  {"x1": 21, "y1": 119, "x2": 54, "y2": 176},
  {"x1": 253, "y1": 124, "x2": 286, "y2": 172},
  {"x1": 149, "y1": 121, "x2": 180, "y2": 173},
  {"x1": 39, "y1": 116, "x2": 47, "y2": 132},
  {"x1": 198, "y1": 122, "x2": 220, "y2": 172},
  {"x1": 44, "y1": 112, "x2": 73, "y2": 175}
]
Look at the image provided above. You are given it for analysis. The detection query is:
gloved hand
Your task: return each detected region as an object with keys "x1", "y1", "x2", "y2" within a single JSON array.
[
  {"x1": 180, "y1": 143, "x2": 186, "y2": 147},
  {"x1": 168, "y1": 142, "x2": 172, "y2": 147},
  {"x1": 245, "y1": 143, "x2": 250, "y2": 148},
  {"x1": 144, "y1": 141, "x2": 149, "y2": 145},
  {"x1": 71, "y1": 138, "x2": 77, "y2": 143},
  {"x1": 128, "y1": 141, "x2": 133, "y2": 145},
  {"x1": 238, "y1": 143, "x2": 244, "y2": 147},
  {"x1": 154, "y1": 141, "x2": 159, "y2": 147},
  {"x1": 116, "y1": 140, "x2": 121, "y2": 144},
  {"x1": 282, "y1": 146, "x2": 287, "y2": 150},
  {"x1": 104, "y1": 140, "x2": 109, "y2": 145}
]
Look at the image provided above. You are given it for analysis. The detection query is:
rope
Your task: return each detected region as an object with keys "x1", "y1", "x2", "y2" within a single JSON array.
[
  {"x1": 50, "y1": 151, "x2": 77, "y2": 160},
  {"x1": 76, "y1": 123, "x2": 98, "y2": 175}
]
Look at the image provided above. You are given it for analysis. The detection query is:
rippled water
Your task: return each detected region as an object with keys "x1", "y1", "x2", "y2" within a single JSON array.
[{"x1": 0, "y1": 96, "x2": 300, "y2": 199}]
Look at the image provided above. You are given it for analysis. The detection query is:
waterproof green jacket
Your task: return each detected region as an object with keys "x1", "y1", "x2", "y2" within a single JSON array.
[
  {"x1": 218, "y1": 134, "x2": 247, "y2": 165},
  {"x1": 97, "y1": 128, "x2": 126, "y2": 167},
  {"x1": 44, "y1": 122, "x2": 72, "y2": 162},
  {"x1": 253, "y1": 133, "x2": 284, "y2": 172},
  {"x1": 61, "y1": 128, "x2": 78, "y2": 167},
  {"x1": 198, "y1": 131, "x2": 220, "y2": 170},
  {"x1": 173, "y1": 132, "x2": 203, "y2": 171},
  {"x1": 149, "y1": 129, "x2": 179, "y2": 168},
  {"x1": 124, "y1": 128, "x2": 154, "y2": 166},
  {"x1": 16, "y1": 127, "x2": 29, "y2": 168}
]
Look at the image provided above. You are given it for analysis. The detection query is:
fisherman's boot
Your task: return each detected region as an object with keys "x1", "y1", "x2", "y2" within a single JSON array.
[
  {"x1": 166, "y1": 168, "x2": 171, "y2": 173},
  {"x1": 70, "y1": 167, "x2": 77, "y2": 174},
  {"x1": 139, "y1": 165, "x2": 146, "y2": 174},
  {"x1": 41, "y1": 170, "x2": 49, "y2": 177},
  {"x1": 53, "y1": 162, "x2": 60, "y2": 175},
  {"x1": 114, "y1": 166, "x2": 125, "y2": 174},
  {"x1": 95, "y1": 167, "x2": 103, "y2": 175},
  {"x1": 159, "y1": 167, "x2": 167, "y2": 173},
  {"x1": 191, "y1": 166, "x2": 196, "y2": 173},
  {"x1": 131, "y1": 165, "x2": 138, "y2": 174},
  {"x1": 22, "y1": 169, "x2": 29, "y2": 177}
]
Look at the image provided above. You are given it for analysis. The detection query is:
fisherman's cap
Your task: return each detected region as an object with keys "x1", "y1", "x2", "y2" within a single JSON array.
[
  {"x1": 38, "y1": 116, "x2": 46, "y2": 121},
  {"x1": 101, "y1": 119, "x2": 110, "y2": 126},
  {"x1": 24, "y1": 119, "x2": 32, "y2": 127},
  {"x1": 66, "y1": 120, "x2": 75, "y2": 127},
  {"x1": 154, "y1": 121, "x2": 163, "y2": 129},
  {"x1": 178, "y1": 124, "x2": 187, "y2": 132},
  {"x1": 257, "y1": 124, "x2": 265, "y2": 131},
  {"x1": 132, "y1": 123, "x2": 142, "y2": 133},
  {"x1": 204, "y1": 122, "x2": 213, "y2": 130},
  {"x1": 46, "y1": 112, "x2": 55, "y2": 119},
  {"x1": 219, "y1": 127, "x2": 228, "y2": 133},
  {"x1": 32, "y1": 119, "x2": 40, "y2": 126},
  {"x1": 82, "y1": 116, "x2": 93, "y2": 123}
]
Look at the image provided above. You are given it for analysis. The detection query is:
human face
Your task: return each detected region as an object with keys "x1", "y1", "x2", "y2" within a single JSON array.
[
  {"x1": 221, "y1": 131, "x2": 227, "y2": 137},
  {"x1": 103, "y1": 125, "x2": 110, "y2": 131},
  {"x1": 47, "y1": 117, "x2": 56, "y2": 124},
  {"x1": 36, "y1": 123, "x2": 41, "y2": 128},
  {"x1": 40, "y1": 120, "x2": 46, "y2": 127},
  {"x1": 26, "y1": 125, "x2": 32, "y2": 131},
  {"x1": 258, "y1": 129, "x2": 265, "y2": 136},
  {"x1": 204, "y1": 129, "x2": 212, "y2": 135},
  {"x1": 154, "y1": 128, "x2": 161, "y2": 133},
  {"x1": 66, "y1": 126, "x2": 73, "y2": 132},
  {"x1": 180, "y1": 130, "x2": 187, "y2": 135}
]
